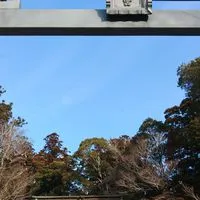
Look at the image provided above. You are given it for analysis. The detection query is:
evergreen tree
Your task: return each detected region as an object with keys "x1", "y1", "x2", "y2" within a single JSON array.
[
  {"x1": 0, "y1": 85, "x2": 26, "y2": 127},
  {"x1": 164, "y1": 58, "x2": 200, "y2": 194},
  {"x1": 32, "y1": 133, "x2": 73, "y2": 195}
]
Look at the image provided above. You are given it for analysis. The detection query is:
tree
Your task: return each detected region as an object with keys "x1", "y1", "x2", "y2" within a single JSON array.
[
  {"x1": 73, "y1": 137, "x2": 117, "y2": 194},
  {"x1": 0, "y1": 124, "x2": 33, "y2": 200},
  {"x1": 110, "y1": 135, "x2": 131, "y2": 155},
  {"x1": 106, "y1": 133, "x2": 176, "y2": 199},
  {"x1": 137, "y1": 118, "x2": 169, "y2": 176},
  {"x1": 32, "y1": 133, "x2": 73, "y2": 196},
  {"x1": 177, "y1": 57, "x2": 200, "y2": 100},
  {"x1": 164, "y1": 57, "x2": 200, "y2": 194},
  {"x1": 0, "y1": 86, "x2": 26, "y2": 127},
  {"x1": 0, "y1": 85, "x2": 33, "y2": 199}
]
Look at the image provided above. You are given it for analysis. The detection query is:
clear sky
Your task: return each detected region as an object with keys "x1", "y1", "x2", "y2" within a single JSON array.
[{"x1": 1, "y1": 0, "x2": 200, "y2": 153}]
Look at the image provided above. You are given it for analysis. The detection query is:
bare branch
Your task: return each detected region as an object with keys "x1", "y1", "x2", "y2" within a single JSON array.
[
  {"x1": 0, "y1": 123, "x2": 33, "y2": 200},
  {"x1": 106, "y1": 136, "x2": 175, "y2": 195},
  {"x1": 180, "y1": 182, "x2": 200, "y2": 200}
]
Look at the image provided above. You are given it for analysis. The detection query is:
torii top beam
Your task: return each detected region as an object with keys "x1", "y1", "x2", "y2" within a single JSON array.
[{"x1": 0, "y1": 0, "x2": 200, "y2": 36}]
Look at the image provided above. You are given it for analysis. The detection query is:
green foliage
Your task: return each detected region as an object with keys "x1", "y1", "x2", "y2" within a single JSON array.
[
  {"x1": 0, "y1": 85, "x2": 26, "y2": 127},
  {"x1": 136, "y1": 118, "x2": 167, "y2": 166},
  {"x1": 42, "y1": 133, "x2": 69, "y2": 161},
  {"x1": 177, "y1": 57, "x2": 200, "y2": 99},
  {"x1": 31, "y1": 133, "x2": 73, "y2": 196},
  {"x1": 73, "y1": 137, "x2": 116, "y2": 194},
  {"x1": 105, "y1": 57, "x2": 200, "y2": 199},
  {"x1": 138, "y1": 118, "x2": 166, "y2": 137},
  {"x1": 1, "y1": 57, "x2": 200, "y2": 199},
  {"x1": 164, "y1": 58, "x2": 200, "y2": 194},
  {"x1": 0, "y1": 86, "x2": 6, "y2": 96}
]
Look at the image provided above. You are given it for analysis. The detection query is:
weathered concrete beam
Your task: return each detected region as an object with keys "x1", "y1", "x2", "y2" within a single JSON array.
[
  {"x1": 0, "y1": 9, "x2": 200, "y2": 36},
  {"x1": 0, "y1": 0, "x2": 20, "y2": 9}
]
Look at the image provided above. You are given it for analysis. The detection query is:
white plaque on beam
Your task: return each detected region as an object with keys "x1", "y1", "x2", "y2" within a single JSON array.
[{"x1": 106, "y1": 0, "x2": 152, "y2": 15}]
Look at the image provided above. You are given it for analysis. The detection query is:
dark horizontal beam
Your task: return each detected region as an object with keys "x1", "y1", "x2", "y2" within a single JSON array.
[{"x1": 0, "y1": 10, "x2": 200, "y2": 36}]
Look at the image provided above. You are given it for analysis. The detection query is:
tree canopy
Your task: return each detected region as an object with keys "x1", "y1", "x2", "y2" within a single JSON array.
[{"x1": 0, "y1": 56, "x2": 200, "y2": 199}]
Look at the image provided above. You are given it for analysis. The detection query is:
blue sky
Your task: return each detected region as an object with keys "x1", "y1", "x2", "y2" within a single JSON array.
[{"x1": 1, "y1": 0, "x2": 200, "y2": 153}]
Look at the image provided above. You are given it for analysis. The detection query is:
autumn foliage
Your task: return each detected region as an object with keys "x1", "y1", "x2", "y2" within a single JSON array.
[{"x1": 0, "y1": 57, "x2": 200, "y2": 199}]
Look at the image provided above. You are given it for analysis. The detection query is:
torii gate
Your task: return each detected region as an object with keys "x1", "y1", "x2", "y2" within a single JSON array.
[{"x1": 0, "y1": 0, "x2": 199, "y2": 35}]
